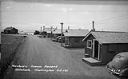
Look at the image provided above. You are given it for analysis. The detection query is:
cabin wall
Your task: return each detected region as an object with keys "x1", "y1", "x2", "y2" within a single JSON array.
[
  {"x1": 64, "y1": 36, "x2": 85, "y2": 48},
  {"x1": 64, "y1": 37, "x2": 70, "y2": 45},
  {"x1": 100, "y1": 45, "x2": 114, "y2": 64},
  {"x1": 100, "y1": 43, "x2": 128, "y2": 64},
  {"x1": 69, "y1": 37, "x2": 85, "y2": 48}
]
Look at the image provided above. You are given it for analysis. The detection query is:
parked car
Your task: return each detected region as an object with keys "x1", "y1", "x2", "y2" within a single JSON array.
[
  {"x1": 57, "y1": 36, "x2": 62, "y2": 42},
  {"x1": 57, "y1": 36, "x2": 65, "y2": 43},
  {"x1": 106, "y1": 52, "x2": 128, "y2": 77}
]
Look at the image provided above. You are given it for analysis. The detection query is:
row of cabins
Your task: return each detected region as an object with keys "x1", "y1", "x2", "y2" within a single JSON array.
[
  {"x1": 45, "y1": 29, "x2": 128, "y2": 65},
  {"x1": 51, "y1": 29, "x2": 89, "y2": 48}
]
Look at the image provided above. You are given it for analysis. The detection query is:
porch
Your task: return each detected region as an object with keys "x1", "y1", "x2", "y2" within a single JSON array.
[{"x1": 82, "y1": 57, "x2": 103, "y2": 66}]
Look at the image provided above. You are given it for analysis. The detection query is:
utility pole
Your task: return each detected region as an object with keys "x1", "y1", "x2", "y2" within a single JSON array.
[
  {"x1": 51, "y1": 26, "x2": 53, "y2": 39},
  {"x1": 60, "y1": 22, "x2": 64, "y2": 46},
  {"x1": 40, "y1": 27, "x2": 42, "y2": 35}
]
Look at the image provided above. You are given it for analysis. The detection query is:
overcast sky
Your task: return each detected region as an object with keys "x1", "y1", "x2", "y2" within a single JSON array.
[{"x1": 1, "y1": 1, "x2": 128, "y2": 32}]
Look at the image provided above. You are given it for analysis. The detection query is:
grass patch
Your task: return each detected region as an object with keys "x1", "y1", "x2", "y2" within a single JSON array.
[{"x1": 0, "y1": 34, "x2": 25, "y2": 78}]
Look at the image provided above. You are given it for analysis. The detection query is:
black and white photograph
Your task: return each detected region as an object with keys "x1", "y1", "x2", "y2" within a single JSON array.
[{"x1": 0, "y1": 0, "x2": 128, "y2": 79}]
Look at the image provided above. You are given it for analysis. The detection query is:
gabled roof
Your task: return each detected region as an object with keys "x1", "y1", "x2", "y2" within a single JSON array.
[
  {"x1": 53, "y1": 29, "x2": 61, "y2": 34},
  {"x1": 46, "y1": 30, "x2": 51, "y2": 33},
  {"x1": 53, "y1": 29, "x2": 68, "y2": 34},
  {"x1": 83, "y1": 31, "x2": 128, "y2": 44},
  {"x1": 44, "y1": 28, "x2": 51, "y2": 33},
  {"x1": 64, "y1": 29, "x2": 89, "y2": 37}
]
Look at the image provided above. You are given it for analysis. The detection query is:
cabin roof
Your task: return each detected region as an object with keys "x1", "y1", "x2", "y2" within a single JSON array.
[
  {"x1": 64, "y1": 29, "x2": 89, "y2": 37},
  {"x1": 83, "y1": 31, "x2": 128, "y2": 44},
  {"x1": 53, "y1": 29, "x2": 61, "y2": 34}
]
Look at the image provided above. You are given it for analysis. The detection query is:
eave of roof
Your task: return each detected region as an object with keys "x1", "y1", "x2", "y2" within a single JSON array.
[
  {"x1": 64, "y1": 29, "x2": 89, "y2": 37},
  {"x1": 82, "y1": 31, "x2": 128, "y2": 44}
]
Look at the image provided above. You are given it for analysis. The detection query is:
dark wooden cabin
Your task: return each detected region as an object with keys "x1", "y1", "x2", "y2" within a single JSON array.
[
  {"x1": 52, "y1": 29, "x2": 62, "y2": 42},
  {"x1": 82, "y1": 31, "x2": 128, "y2": 65},
  {"x1": 63, "y1": 29, "x2": 89, "y2": 48}
]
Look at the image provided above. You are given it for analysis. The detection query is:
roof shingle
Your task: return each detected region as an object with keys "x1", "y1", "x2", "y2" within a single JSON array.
[{"x1": 86, "y1": 31, "x2": 128, "y2": 44}]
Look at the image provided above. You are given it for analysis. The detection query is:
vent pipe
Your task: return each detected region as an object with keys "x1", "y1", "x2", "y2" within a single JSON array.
[{"x1": 92, "y1": 21, "x2": 95, "y2": 31}]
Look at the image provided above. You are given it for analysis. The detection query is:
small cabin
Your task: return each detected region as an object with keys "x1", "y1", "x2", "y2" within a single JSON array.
[
  {"x1": 82, "y1": 31, "x2": 128, "y2": 65},
  {"x1": 46, "y1": 31, "x2": 52, "y2": 38},
  {"x1": 52, "y1": 29, "x2": 62, "y2": 42},
  {"x1": 63, "y1": 29, "x2": 89, "y2": 48}
]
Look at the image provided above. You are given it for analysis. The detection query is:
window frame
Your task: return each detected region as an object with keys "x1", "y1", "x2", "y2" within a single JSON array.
[{"x1": 87, "y1": 40, "x2": 92, "y2": 49}]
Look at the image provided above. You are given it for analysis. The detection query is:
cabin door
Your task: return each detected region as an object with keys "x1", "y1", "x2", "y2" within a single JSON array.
[{"x1": 93, "y1": 40, "x2": 99, "y2": 60}]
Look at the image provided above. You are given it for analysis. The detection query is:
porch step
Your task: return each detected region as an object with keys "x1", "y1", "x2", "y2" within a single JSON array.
[
  {"x1": 82, "y1": 57, "x2": 102, "y2": 66},
  {"x1": 84, "y1": 54, "x2": 90, "y2": 57}
]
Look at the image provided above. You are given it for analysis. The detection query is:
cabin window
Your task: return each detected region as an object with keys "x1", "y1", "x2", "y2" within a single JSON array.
[{"x1": 87, "y1": 40, "x2": 92, "y2": 49}]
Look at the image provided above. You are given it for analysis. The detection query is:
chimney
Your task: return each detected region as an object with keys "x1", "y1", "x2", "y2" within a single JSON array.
[
  {"x1": 60, "y1": 22, "x2": 64, "y2": 46},
  {"x1": 92, "y1": 21, "x2": 95, "y2": 31},
  {"x1": 41, "y1": 27, "x2": 42, "y2": 32},
  {"x1": 68, "y1": 26, "x2": 70, "y2": 30},
  {"x1": 60, "y1": 22, "x2": 63, "y2": 34},
  {"x1": 43, "y1": 26, "x2": 45, "y2": 31},
  {"x1": 55, "y1": 27, "x2": 57, "y2": 30}
]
